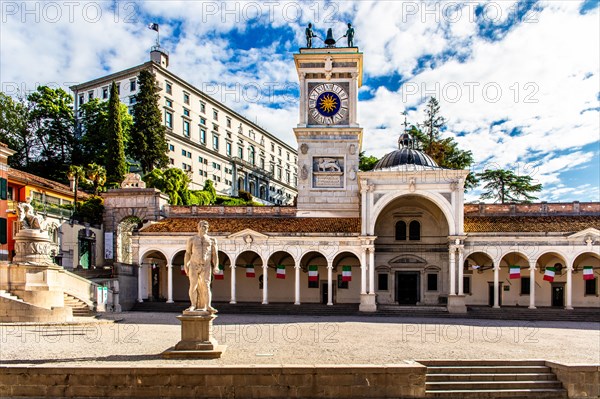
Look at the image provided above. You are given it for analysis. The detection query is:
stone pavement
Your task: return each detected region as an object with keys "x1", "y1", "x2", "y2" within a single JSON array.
[{"x1": 0, "y1": 312, "x2": 598, "y2": 367}]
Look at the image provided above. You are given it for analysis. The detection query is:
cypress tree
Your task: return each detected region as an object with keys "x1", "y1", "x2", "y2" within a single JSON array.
[
  {"x1": 105, "y1": 82, "x2": 127, "y2": 184},
  {"x1": 129, "y1": 69, "x2": 168, "y2": 173}
]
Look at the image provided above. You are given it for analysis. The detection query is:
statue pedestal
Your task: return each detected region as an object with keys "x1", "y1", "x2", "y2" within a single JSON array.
[
  {"x1": 447, "y1": 295, "x2": 468, "y2": 314},
  {"x1": 163, "y1": 311, "x2": 225, "y2": 359},
  {"x1": 13, "y1": 230, "x2": 53, "y2": 265},
  {"x1": 359, "y1": 293, "x2": 377, "y2": 312}
]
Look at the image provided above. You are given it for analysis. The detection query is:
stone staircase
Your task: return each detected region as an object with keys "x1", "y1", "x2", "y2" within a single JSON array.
[
  {"x1": 0, "y1": 289, "x2": 25, "y2": 303},
  {"x1": 468, "y1": 306, "x2": 600, "y2": 323},
  {"x1": 421, "y1": 360, "x2": 567, "y2": 398},
  {"x1": 63, "y1": 293, "x2": 94, "y2": 317}
]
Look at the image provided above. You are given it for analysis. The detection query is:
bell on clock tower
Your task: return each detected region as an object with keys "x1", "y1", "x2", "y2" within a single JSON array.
[{"x1": 293, "y1": 47, "x2": 363, "y2": 218}]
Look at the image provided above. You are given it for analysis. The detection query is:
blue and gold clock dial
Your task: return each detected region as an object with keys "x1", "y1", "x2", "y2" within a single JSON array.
[{"x1": 308, "y1": 83, "x2": 349, "y2": 125}]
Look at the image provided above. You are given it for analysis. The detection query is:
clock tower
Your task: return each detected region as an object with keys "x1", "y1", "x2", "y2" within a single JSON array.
[{"x1": 293, "y1": 47, "x2": 363, "y2": 217}]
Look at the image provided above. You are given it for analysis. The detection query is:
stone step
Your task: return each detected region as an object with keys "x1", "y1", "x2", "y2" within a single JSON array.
[
  {"x1": 422, "y1": 360, "x2": 547, "y2": 367},
  {"x1": 426, "y1": 380, "x2": 563, "y2": 391},
  {"x1": 425, "y1": 388, "x2": 567, "y2": 398},
  {"x1": 63, "y1": 293, "x2": 94, "y2": 316},
  {"x1": 427, "y1": 373, "x2": 557, "y2": 382},
  {"x1": 427, "y1": 366, "x2": 552, "y2": 374},
  {"x1": 0, "y1": 290, "x2": 24, "y2": 302}
]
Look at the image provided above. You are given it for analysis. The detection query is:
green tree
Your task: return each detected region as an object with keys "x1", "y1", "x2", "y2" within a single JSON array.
[
  {"x1": 129, "y1": 70, "x2": 168, "y2": 173},
  {"x1": 410, "y1": 98, "x2": 477, "y2": 190},
  {"x1": 476, "y1": 168, "x2": 543, "y2": 203},
  {"x1": 143, "y1": 168, "x2": 191, "y2": 205},
  {"x1": 74, "y1": 195, "x2": 104, "y2": 225},
  {"x1": 105, "y1": 82, "x2": 128, "y2": 184},
  {"x1": 0, "y1": 93, "x2": 34, "y2": 169},
  {"x1": 86, "y1": 163, "x2": 106, "y2": 196},
  {"x1": 27, "y1": 86, "x2": 75, "y2": 181},
  {"x1": 359, "y1": 151, "x2": 379, "y2": 171}
]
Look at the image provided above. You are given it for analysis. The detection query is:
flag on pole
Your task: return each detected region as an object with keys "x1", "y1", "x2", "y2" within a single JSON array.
[
  {"x1": 246, "y1": 264, "x2": 255, "y2": 278},
  {"x1": 543, "y1": 266, "x2": 555, "y2": 282},
  {"x1": 342, "y1": 266, "x2": 352, "y2": 282},
  {"x1": 509, "y1": 265, "x2": 521, "y2": 279},
  {"x1": 583, "y1": 266, "x2": 595, "y2": 280},
  {"x1": 308, "y1": 265, "x2": 318, "y2": 282},
  {"x1": 148, "y1": 23, "x2": 159, "y2": 32},
  {"x1": 276, "y1": 265, "x2": 285, "y2": 279},
  {"x1": 214, "y1": 264, "x2": 224, "y2": 280}
]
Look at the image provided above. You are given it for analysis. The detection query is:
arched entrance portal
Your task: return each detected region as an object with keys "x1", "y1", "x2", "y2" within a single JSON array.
[
  {"x1": 140, "y1": 250, "x2": 168, "y2": 301},
  {"x1": 373, "y1": 195, "x2": 451, "y2": 306},
  {"x1": 116, "y1": 216, "x2": 141, "y2": 264}
]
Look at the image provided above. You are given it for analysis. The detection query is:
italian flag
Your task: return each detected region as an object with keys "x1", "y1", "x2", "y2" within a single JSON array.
[
  {"x1": 246, "y1": 264, "x2": 255, "y2": 278},
  {"x1": 308, "y1": 265, "x2": 318, "y2": 282},
  {"x1": 214, "y1": 264, "x2": 224, "y2": 280},
  {"x1": 583, "y1": 266, "x2": 595, "y2": 281},
  {"x1": 276, "y1": 265, "x2": 285, "y2": 279},
  {"x1": 509, "y1": 265, "x2": 521, "y2": 279},
  {"x1": 180, "y1": 265, "x2": 186, "y2": 276},
  {"x1": 342, "y1": 266, "x2": 352, "y2": 282},
  {"x1": 543, "y1": 266, "x2": 555, "y2": 282}
]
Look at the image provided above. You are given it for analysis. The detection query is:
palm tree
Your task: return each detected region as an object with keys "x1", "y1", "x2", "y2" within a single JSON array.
[
  {"x1": 86, "y1": 163, "x2": 107, "y2": 195},
  {"x1": 67, "y1": 165, "x2": 86, "y2": 212}
]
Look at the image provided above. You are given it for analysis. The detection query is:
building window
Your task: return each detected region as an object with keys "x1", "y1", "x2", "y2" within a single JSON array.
[
  {"x1": 271, "y1": 143, "x2": 275, "y2": 152},
  {"x1": 200, "y1": 129, "x2": 206, "y2": 144},
  {"x1": 116, "y1": 83, "x2": 120, "y2": 95},
  {"x1": 181, "y1": 149, "x2": 191, "y2": 158},
  {"x1": 212, "y1": 123, "x2": 218, "y2": 132},
  {"x1": 165, "y1": 82, "x2": 172, "y2": 94},
  {"x1": 278, "y1": 146, "x2": 282, "y2": 156},
  {"x1": 286, "y1": 152, "x2": 290, "y2": 161},
  {"x1": 521, "y1": 277, "x2": 530, "y2": 295},
  {"x1": 200, "y1": 102, "x2": 206, "y2": 113},
  {"x1": 238, "y1": 146, "x2": 243, "y2": 158},
  {"x1": 165, "y1": 111, "x2": 173, "y2": 128},
  {"x1": 165, "y1": 98, "x2": 173, "y2": 108},
  {"x1": 226, "y1": 142, "x2": 232, "y2": 156},
  {"x1": 427, "y1": 273, "x2": 438, "y2": 291},
  {"x1": 585, "y1": 278, "x2": 597, "y2": 296},
  {"x1": 226, "y1": 117, "x2": 231, "y2": 128},
  {"x1": 260, "y1": 158, "x2": 265, "y2": 169},
  {"x1": 409, "y1": 221, "x2": 421, "y2": 241},
  {"x1": 213, "y1": 109, "x2": 218, "y2": 120},
  {"x1": 183, "y1": 108, "x2": 190, "y2": 117},
  {"x1": 129, "y1": 96, "x2": 136, "y2": 105},
  {"x1": 129, "y1": 80, "x2": 136, "y2": 91},
  {"x1": 378, "y1": 274, "x2": 388, "y2": 291},
  {"x1": 168, "y1": 144, "x2": 174, "y2": 152},
  {"x1": 200, "y1": 117, "x2": 206, "y2": 125},
  {"x1": 183, "y1": 93, "x2": 190, "y2": 104},
  {"x1": 463, "y1": 276, "x2": 471, "y2": 294},
  {"x1": 79, "y1": 94, "x2": 84, "y2": 105},
  {"x1": 248, "y1": 146, "x2": 255, "y2": 165},
  {"x1": 277, "y1": 167, "x2": 282, "y2": 180},
  {"x1": 88, "y1": 91, "x2": 94, "y2": 100},
  {"x1": 102, "y1": 87, "x2": 108, "y2": 99},
  {"x1": 169, "y1": 158, "x2": 174, "y2": 165},
  {"x1": 212, "y1": 135, "x2": 219, "y2": 150},
  {"x1": 395, "y1": 221, "x2": 407, "y2": 241},
  {"x1": 183, "y1": 120, "x2": 190, "y2": 137}
]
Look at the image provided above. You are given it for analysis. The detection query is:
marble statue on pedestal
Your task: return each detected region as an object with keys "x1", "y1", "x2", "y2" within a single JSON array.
[{"x1": 184, "y1": 220, "x2": 219, "y2": 313}]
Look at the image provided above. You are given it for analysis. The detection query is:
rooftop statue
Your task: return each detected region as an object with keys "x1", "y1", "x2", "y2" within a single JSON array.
[
  {"x1": 305, "y1": 23, "x2": 317, "y2": 48},
  {"x1": 344, "y1": 23, "x2": 355, "y2": 47}
]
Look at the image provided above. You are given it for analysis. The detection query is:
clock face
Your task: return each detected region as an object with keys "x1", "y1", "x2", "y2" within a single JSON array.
[{"x1": 308, "y1": 83, "x2": 349, "y2": 125}]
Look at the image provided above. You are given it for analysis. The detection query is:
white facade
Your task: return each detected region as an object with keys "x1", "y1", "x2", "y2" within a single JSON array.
[{"x1": 71, "y1": 50, "x2": 298, "y2": 205}]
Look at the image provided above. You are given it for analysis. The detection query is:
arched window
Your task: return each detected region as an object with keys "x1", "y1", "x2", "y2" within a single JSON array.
[
  {"x1": 248, "y1": 146, "x2": 255, "y2": 165},
  {"x1": 395, "y1": 221, "x2": 407, "y2": 241},
  {"x1": 409, "y1": 221, "x2": 421, "y2": 241}
]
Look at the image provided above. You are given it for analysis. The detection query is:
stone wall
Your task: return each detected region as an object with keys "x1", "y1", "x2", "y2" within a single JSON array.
[
  {"x1": 547, "y1": 361, "x2": 600, "y2": 399},
  {"x1": 166, "y1": 205, "x2": 297, "y2": 217},
  {"x1": 0, "y1": 364, "x2": 426, "y2": 398},
  {"x1": 464, "y1": 202, "x2": 600, "y2": 216},
  {"x1": 113, "y1": 263, "x2": 138, "y2": 311}
]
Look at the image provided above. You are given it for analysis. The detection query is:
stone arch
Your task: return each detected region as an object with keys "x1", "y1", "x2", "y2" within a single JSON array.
[
  {"x1": 369, "y1": 191, "x2": 456, "y2": 236},
  {"x1": 139, "y1": 249, "x2": 168, "y2": 302},
  {"x1": 116, "y1": 215, "x2": 141, "y2": 264},
  {"x1": 234, "y1": 250, "x2": 264, "y2": 302},
  {"x1": 77, "y1": 228, "x2": 97, "y2": 269},
  {"x1": 299, "y1": 251, "x2": 329, "y2": 304},
  {"x1": 332, "y1": 251, "x2": 361, "y2": 304}
]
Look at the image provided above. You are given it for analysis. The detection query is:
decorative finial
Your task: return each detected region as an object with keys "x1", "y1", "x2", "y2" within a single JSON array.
[{"x1": 398, "y1": 111, "x2": 413, "y2": 149}]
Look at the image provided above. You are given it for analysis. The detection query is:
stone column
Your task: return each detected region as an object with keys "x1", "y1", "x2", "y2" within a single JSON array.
[
  {"x1": 529, "y1": 260, "x2": 536, "y2": 309},
  {"x1": 299, "y1": 72, "x2": 306, "y2": 126},
  {"x1": 493, "y1": 264, "x2": 500, "y2": 308},
  {"x1": 166, "y1": 264, "x2": 174, "y2": 303},
  {"x1": 137, "y1": 265, "x2": 143, "y2": 303},
  {"x1": 368, "y1": 247, "x2": 375, "y2": 295},
  {"x1": 350, "y1": 72, "x2": 358, "y2": 126},
  {"x1": 262, "y1": 263, "x2": 268, "y2": 305},
  {"x1": 327, "y1": 260, "x2": 333, "y2": 306},
  {"x1": 294, "y1": 263, "x2": 301, "y2": 305},
  {"x1": 360, "y1": 247, "x2": 367, "y2": 295},
  {"x1": 449, "y1": 246, "x2": 456, "y2": 296},
  {"x1": 566, "y1": 264, "x2": 573, "y2": 310},
  {"x1": 230, "y1": 264, "x2": 236, "y2": 304},
  {"x1": 360, "y1": 185, "x2": 368, "y2": 236},
  {"x1": 457, "y1": 246, "x2": 464, "y2": 295}
]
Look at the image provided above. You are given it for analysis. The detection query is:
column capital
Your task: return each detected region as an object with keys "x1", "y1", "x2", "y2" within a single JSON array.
[
  {"x1": 166, "y1": 263, "x2": 172, "y2": 268},
  {"x1": 230, "y1": 264, "x2": 236, "y2": 269}
]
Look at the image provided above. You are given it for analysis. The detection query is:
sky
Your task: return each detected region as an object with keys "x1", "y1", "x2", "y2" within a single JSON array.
[{"x1": 1, "y1": 0, "x2": 598, "y2": 203}]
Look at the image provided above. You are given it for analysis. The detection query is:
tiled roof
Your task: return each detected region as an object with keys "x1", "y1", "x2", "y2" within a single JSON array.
[
  {"x1": 141, "y1": 217, "x2": 361, "y2": 234},
  {"x1": 464, "y1": 216, "x2": 600, "y2": 233},
  {"x1": 8, "y1": 168, "x2": 89, "y2": 199},
  {"x1": 142, "y1": 215, "x2": 599, "y2": 235}
]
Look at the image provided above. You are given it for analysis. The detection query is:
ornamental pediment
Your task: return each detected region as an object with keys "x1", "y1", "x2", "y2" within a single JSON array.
[
  {"x1": 567, "y1": 228, "x2": 599, "y2": 244},
  {"x1": 389, "y1": 254, "x2": 427, "y2": 265},
  {"x1": 226, "y1": 229, "x2": 269, "y2": 241}
]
